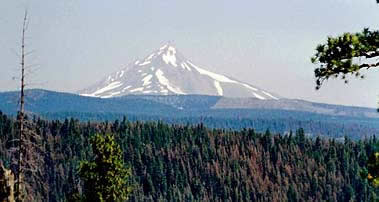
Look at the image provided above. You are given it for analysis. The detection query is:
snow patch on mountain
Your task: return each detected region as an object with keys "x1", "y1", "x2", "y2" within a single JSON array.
[
  {"x1": 162, "y1": 46, "x2": 178, "y2": 67},
  {"x1": 253, "y1": 92, "x2": 265, "y2": 100},
  {"x1": 130, "y1": 87, "x2": 144, "y2": 93},
  {"x1": 119, "y1": 70, "x2": 125, "y2": 77},
  {"x1": 81, "y1": 81, "x2": 122, "y2": 97},
  {"x1": 214, "y1": 81, "x2": 223, "y2": 96},
  {"x1": 139, "y1": 61, "x2": 151, "y2": 66},
  {"x1": 146, "y1": 53, "x2": 155, "y2": 60},
  {"x1": 101, "y1": 91, "x2": 121, "y2": 98},
  {"x1": 262, "y1": 91, "x2": 279, "y2": 100},
  {"x1": 160, "y1": 44, "x2": 168, "y2": 50},
  {"x1": 242, "y1": 84, "x2": 257, "y2": 91},
  {"x1": 155, "y1": 69, "x2": 185, "y2": 94},
  {"x1": 187, "y1": 61, "x2": 237, "y2": 83},
  {"x1": 142, "y1": 75, "x2": 153, "y2": 86},
  {"x1": 182, "y1": 62, "x2": 192, "y2": 71}
]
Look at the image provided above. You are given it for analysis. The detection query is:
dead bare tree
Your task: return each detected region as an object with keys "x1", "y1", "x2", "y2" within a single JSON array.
[
  {"x1": 10, "y1": 10, "x2": 46, "y2": 202},
  {"x1": 15, "y1": 10, "x2": 27, "y2": 202}
]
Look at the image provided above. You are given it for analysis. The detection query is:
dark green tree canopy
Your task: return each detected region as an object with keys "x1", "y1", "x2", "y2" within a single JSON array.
[
  {"x1": 78, "y1": 133, "x2": 131, "y2": 202},
  {"x1": 311, "y1": 28, "x2": 379, "y2": 89},
  {"x1": 367, "y1": 151, "x2": 379, "y2": 187}
]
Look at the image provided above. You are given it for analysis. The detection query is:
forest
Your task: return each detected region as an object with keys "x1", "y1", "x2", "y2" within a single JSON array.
[{"x1": 0, "y1": 111, "x2": 378, "y2": 201}]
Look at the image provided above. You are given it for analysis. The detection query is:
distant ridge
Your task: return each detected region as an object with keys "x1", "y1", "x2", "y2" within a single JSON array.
[
  {"x1": 1, "y1": 89, "x2": 378, "y2": 139},
  {"x1": 1, "y1": 89, "x2": 378, "y2": 119}
]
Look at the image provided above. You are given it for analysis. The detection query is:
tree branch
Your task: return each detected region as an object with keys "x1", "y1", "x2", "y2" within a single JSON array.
[
  {"x1": 360, "y1": 61, "x2": 379, "y2": 69},
  {"x1": 362, "y1": 51, "x2": 379, "y2": 59}
]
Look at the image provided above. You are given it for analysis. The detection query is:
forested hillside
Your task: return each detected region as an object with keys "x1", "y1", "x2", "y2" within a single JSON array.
[
  {"x1": 0, "y1": 111, "x2": 378, "y2": 201},
  {"x1": 1, "y1": 90, "x2": 379, "y2": 139}
]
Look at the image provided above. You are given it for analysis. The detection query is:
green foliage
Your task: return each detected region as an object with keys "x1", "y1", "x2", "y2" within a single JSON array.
[
  {"x1": 0, "y1": 113, "x2": 378, "y2": 201},
  {"x1": 360, "y1": 143, "x2": 379, "y2": 190},
  {"x1": 311, "y1": 28, "x2": 379, "y2": 89},
  {"x1": 78, "y1": 133, "x2": 131, "y2": 202},
  {"x1": 368, "y1": 151, "x2": 379, "y2": 187}
]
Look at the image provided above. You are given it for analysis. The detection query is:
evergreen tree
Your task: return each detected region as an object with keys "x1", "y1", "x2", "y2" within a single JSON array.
[
  {"x1": 311, "y1": 28, "x2": 379, "y2": 90},
  {"x1": 310, "y1": 1, "x2": 378, "y2": 113},
  {"x1": 78, "y1": 133, "x2": 131, "y2": 202},
  {"x1": 367, "y1": 150, "x2": 379, "y2": 187}
]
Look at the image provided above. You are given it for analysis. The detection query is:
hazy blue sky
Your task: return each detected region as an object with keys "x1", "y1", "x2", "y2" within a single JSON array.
[{"x1": 1, "y1": 0, "x2": 378, "y2": 107}]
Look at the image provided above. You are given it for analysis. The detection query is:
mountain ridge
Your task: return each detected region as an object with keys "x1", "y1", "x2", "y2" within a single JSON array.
[
  {"x1": 1, "y1": 89, "x2": 378, "y2": 118},
  {"x1": 1, "y1": 89, "x2": 378, "y2": 138}
]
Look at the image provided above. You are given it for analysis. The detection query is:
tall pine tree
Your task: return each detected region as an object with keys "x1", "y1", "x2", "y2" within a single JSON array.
[{"x1": 78, "y1": 133, "x2": 132, "y2": 202}]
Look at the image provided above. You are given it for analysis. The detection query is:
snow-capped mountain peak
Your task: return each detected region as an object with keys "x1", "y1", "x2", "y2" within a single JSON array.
[{"x1": 79, "y1": 44, "x2": 280, "y2": 100}]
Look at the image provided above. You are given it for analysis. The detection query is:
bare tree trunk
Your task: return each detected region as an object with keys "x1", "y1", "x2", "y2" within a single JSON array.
[
  {"x1": 10, "y1": 10, "x2": 47, "y2": 202},
  {"x1": 15, "y1": 10, "x2": 27, "y2": 202}
]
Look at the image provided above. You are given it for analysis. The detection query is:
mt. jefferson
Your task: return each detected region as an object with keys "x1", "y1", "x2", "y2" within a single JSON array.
[{"x1": 79, "y1": 44, "x2": 279, "y2": 99}]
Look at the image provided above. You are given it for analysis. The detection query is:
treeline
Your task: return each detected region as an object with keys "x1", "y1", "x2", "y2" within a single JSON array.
[
  {"x1": 39, "y1": 110, "x2": 379, "y2": 140},
  {"x1": 0, "y1": 111, "x2": 378, "y2": 201}
]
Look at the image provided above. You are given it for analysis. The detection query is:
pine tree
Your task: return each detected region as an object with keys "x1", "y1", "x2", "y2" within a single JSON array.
[
  {"x1": 310, "y1": 1, "x2": 378, "y2": 108},
  {"x1": 310, "y1": 0, "x2": 378, "y2": 91},
  {"x1": 311, "y1": 28, "x2": 379, "y2": 90},
  {"x1": 78, "y1": 133, "x2": 132, "y2": 202},
  {"x1": 367, "y1": 151, "x2": 379, "y2": 187}
]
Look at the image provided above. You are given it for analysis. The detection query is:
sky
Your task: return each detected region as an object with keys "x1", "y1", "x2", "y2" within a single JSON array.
[{"x1": 0, "y1": 0, "x2": 378, "y2": 108}]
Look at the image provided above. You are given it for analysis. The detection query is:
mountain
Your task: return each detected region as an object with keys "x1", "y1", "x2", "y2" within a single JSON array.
[
  {"x1": 79, "y1": 44, "x2": 279, "y2": 99},
  {"x1": 2, "y1": 89, "x2": 378, "y2": 119},
  {"x1": 1, "y1": 89, "x2": 379, "y2": 139}
]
